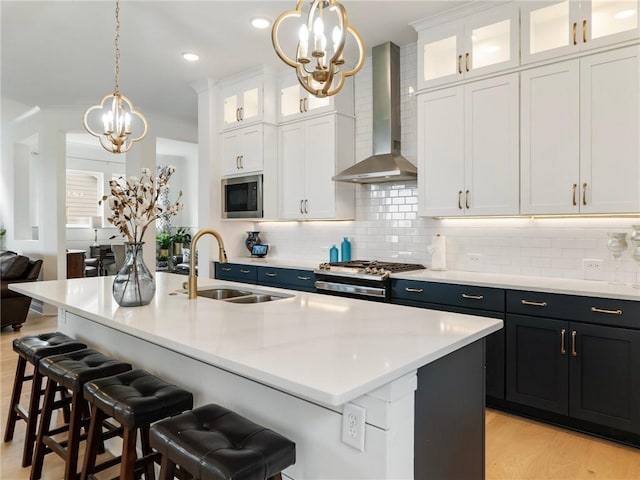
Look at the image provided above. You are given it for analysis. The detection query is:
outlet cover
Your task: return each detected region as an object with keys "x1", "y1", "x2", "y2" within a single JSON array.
[
  {"x1": 341, "y1": 402, "x2": 366, "y2": 451},
  {"x1": 467, "y1": 253, "x2": 482, "y2": 272},
  {"x1": 583, "y1": 259, "x2": 605, "y2": 281}
]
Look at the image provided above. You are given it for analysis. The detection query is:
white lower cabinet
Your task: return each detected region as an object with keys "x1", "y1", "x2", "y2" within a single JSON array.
[
  {"x1": 278, "y1": 114, "x2": 355, "y2": 220},
  {"x1": 521, "y1": 46, "x2": 640, "y2": 214},
  {"x1": 418, "y1": 73, "x2": 519, "y2": 217}
]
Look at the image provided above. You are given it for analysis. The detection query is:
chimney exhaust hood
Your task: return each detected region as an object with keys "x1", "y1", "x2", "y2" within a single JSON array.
[{"x1": 333, "y1": 42, "x2": 417, "y2": 184}]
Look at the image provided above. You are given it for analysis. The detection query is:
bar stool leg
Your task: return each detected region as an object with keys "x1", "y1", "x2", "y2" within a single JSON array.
[
  {"x1": 4, "y1": 355, "x2": 27, "y2": 443},
  {"x1": 22, "y1": 367, "x2": 45, "y2": 467},
  {"x1": 79, "y1": 405, "x2": 104, "y2": 480},
  {"x1": 30, "y1": 377, "x2": 57, "y2": 480},
  {"x1": 64, "y1": 392, "x2": 86, "y2": 480},
  {"x1": 140, "y1": 426, "x2": 156, "y2": 480},
  {"x1": 158, "y1": 455, "x2": 177, "y2": 480},
  {"x1": 120, "y1": 428, "x2": 137, "y2": 480}
]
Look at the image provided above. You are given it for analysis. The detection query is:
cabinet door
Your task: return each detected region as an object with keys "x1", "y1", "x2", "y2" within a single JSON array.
[
  {"x1": 221, "y1": 78, "x2": 262, "y2": 128},
  {"x1": 279, "y1": 81, "x2": 331, "y2": 122},
  {"x1": 418, "y1": 21, "x2": 464, "y2": 89},
  {"x1": 304, "y1": 115, "x2": 336, "y2": 218},
  {"x1": 464, "y1": 74, "x2": 519, "y2": 216},
  {"x1": 418, "y1": 87, "x2": 465, "y2": 217},
  {"x1": 219, "y1": 125, "x2": 263, "y2": 177},
  {"x1": 521, "y1": 60, "x2": 580, "y2": 214},
  {"x1": 581, "y1": 0, "x2": 640, "y2": 51},
  {"x1": 580, "y1": 46, "x2": 640, "y2": 213},
  {"x1": 569, "y1": 322, "x2": 640, "y2": 433},
  {"x1": 278, "y1": 122, "x2": 307, "y2": 219},
  {"x1": 219, "y1": 130, "x2": 242, "y2": 176},
  {"x1": 506, "y1": 314, "x2": 569, "y2": 415}
]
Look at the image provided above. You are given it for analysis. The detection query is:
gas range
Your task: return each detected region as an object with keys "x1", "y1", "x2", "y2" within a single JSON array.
[{"x1": 314, "y1": 260, "x2": 425, "y2": 301}]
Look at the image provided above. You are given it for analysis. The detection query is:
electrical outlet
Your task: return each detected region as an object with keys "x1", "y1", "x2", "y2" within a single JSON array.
[
  {"x1": 583, "y1": 259, "x2": 605, "y2": 281},
  {"x1": 467, "y1": 253, "x2": 482, "y2": 271},
  {"x1": 341, "y1": 402, "x2": 366, "y2": 451}
]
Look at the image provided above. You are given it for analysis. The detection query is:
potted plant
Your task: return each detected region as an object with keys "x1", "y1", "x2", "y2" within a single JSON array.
[
  {"x1": 156, "y1": 232, "x2": 172, "y2": 259},
  {"x1": 171, "y1": 227, "x2": 192, "y2": 256}
]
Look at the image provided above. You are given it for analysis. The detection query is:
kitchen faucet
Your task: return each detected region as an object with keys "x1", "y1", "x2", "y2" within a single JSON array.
[{"x1": 188, "y1": 228, "x2": 228, "y2": 299}]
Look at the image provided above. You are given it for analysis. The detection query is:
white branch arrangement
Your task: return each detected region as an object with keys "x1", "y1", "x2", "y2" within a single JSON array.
[{"x1": 100, "y1": 167, "x2": 183, "y2": 244}]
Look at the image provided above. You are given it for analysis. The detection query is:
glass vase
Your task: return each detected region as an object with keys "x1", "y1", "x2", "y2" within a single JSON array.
[
  {"x1": 245, "y1": 231, "x2": 261, "y2": 253},
  {"x1": 112, "y1": 242, "x2": 156, "y2": 307}
]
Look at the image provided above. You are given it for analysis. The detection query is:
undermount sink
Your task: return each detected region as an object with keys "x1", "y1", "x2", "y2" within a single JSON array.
[
  {"x1": 196, "y1": 287, "x2": 292, "y2": 304},
  {"x1": 197, "y1": 288, "x2": 252, "y2": 300}
]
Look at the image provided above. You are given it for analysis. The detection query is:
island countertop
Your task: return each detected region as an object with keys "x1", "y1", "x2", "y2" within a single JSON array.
[{"x1": 11, "y1": 273, "x2": 502, "y2": 406}]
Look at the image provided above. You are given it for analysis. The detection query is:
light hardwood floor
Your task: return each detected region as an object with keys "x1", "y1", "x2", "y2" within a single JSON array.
[{"x1": 1, "y1": 313, "x2": 639, "y2": 480}]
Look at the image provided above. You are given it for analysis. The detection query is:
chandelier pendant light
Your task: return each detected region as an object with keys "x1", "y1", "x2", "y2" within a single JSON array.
[
  {"x1": 83, "y1": 0, "x2": 147, "y2": 154},
  {"x1": 272, "y1": 0, "x2": 365, "y2": 98}
]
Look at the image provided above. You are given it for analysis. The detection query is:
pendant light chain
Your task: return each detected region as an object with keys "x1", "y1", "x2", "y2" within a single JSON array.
[{"x1": 114, "y1": 0, "x2": 121, "y2": 94}]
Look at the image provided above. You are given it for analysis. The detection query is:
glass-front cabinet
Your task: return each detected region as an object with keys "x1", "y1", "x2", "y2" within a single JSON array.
[
  {"x1": 221, "y1": 79, "x2": 261, "y2": 128},
  {"x1": 522, "y1": 0, "x2": 640, "y2": 63},
  {"x1": 415, "y1": 3, "x2": 519, "y2": 90}
]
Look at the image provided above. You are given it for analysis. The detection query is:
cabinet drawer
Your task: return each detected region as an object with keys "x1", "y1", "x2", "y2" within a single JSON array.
[
  {"x1": 214, "y1": 263, "x2": 258, "y2": 284},
  {"x1": 257, "y1": 267, "x2": 315, "y2": 292},
  {"x1": 507, "y1": 290, "x2": 640, "y2": 329},
  {"x1": 391, "y1": 279, "x2": 505, "y2": 312}
]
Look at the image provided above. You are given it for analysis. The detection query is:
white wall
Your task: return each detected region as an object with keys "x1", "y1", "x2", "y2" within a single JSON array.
[{"x1": 254, "y1": 44, "x2": 640, "y2": 284}]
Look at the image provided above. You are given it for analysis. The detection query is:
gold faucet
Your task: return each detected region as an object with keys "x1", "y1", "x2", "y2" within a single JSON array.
[{"x1": 188, "y1": 228, "x2": 228, "y2": 299}]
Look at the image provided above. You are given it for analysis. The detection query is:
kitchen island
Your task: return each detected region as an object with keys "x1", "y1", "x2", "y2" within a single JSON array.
[{"x1": 12, "y1": 273, "x2": 502, "y2": 479}]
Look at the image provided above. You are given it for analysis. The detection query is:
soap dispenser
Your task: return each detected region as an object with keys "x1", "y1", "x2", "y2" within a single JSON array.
[
  {"x1": 329, "y1": 245, "x2": 339, "y2": 263},
  {"x1": 341, "y1": 237, "x2": 351, "y2": 262}
]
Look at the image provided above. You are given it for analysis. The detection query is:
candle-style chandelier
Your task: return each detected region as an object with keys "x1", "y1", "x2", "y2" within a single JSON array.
[
  {"x1": 272, "y1": 0, "x2": 365, "y2": 98},
  {"x1": 82, "y1": 0, "x2": 147, "y2": 154}
]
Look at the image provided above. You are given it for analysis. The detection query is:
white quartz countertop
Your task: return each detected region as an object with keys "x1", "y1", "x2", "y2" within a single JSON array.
[
  {"x1": 226, "y1": 257, "x2": 640, "y2": 301},
  {"x1": 11, "y1": 273, "x2": 501, "y2": 407}
]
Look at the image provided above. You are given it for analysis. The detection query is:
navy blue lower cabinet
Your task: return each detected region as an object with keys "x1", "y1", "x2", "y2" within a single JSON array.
[
  {"x1": 213, "y1": 262, "x2": 258, "y2": 284},
  {"x1": 257, "y1": 267, "x2": 315, "y2": 292},
  {"x1": 390, "y1": 279, "x2": 506, "y2": 401}
]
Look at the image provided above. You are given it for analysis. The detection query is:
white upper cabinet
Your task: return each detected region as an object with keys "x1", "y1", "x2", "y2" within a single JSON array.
[
  {"x1": 521, "y1": 46, "x2": 640, "y2": 214},
  {"x1": 522, "y1": 0, "x2": 640, "y2": 64},
  {"x1": 418, "y1": 73, "x2": 520, "y2": 217},
  {"x1": 415, "y1": 3, "x2": 519, "y2": 90},
  {"x1": 220, "y1": 124, "x2": 265, "y2": 177},
  {"x1": 277, "y1": 72, "x2": 354, "y2": 123},
  {"x1": 219, "y1": 67, "x2": 277, "y2": 130}
]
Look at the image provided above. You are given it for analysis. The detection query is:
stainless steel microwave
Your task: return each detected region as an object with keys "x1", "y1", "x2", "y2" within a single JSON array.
[{"x1": 221, "y1": 174, "x2": 263, "y2": 219}]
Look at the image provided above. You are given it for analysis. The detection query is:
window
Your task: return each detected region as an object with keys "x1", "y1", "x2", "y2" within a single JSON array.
[{"x1": 66, "y1": 170, "x2": 102, "y2": 226}]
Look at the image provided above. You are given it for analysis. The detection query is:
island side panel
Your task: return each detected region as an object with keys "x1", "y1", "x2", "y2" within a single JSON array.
[
  {"x1": 414, "y1": 339, "x2": 486, "y2": 479},
  {"x1": 60, "y1": 311, "x2": 417, "y2": 479}
]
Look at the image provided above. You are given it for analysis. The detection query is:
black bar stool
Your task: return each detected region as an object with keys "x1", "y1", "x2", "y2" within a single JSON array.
[
  {"x1": 4, "y1": 332, "x2": 87, "y2": 467},
  {"x1": 80, "y1": 369, "x2": 194, "y2": 480},
  {"x1": 30, "y1": 348, "x2": 132, "y2": 480},
  {"x1": 149, "y1": 404, "x2": 296, "y2": 480}
]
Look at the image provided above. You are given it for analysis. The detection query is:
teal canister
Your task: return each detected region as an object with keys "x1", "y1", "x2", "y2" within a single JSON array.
[
  {"x1": 341, "y1": 237, "x2": 351, "y2": 262},
  {"x1": 329, "y1": 245, "x2": 339, "y2": 263}
]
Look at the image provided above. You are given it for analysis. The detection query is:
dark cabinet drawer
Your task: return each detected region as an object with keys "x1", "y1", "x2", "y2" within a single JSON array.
[
  {"x1": 392, "y1": 279, "x2": 505, "y2": 312},
  {"x1": 214, "y1": 263, "x2": 257, "y2": 284},
  {"x1": 257, "y1": 267, "x2": 315, "y2": 292},
  {"x1": 507, "y1": 290, "x2": 640, "y2": 329}
]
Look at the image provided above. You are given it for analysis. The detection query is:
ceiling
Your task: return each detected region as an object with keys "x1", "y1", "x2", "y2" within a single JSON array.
[{"x1": 1, "y1": 1, "x2": 466, "y2": 124}]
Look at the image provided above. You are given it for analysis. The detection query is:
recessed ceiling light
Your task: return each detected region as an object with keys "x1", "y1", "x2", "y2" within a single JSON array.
[
  {"x1": 182, "y1": 52, "x2": 199, "y2": 62},
  {"x1": 251, "y1": 17, "x2": 271, "y2": 29}
]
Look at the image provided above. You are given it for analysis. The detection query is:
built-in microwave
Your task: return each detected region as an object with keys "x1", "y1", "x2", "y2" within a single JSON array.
[{"x1": 221, "y1": 174, "x2": 263, "y2": 219}]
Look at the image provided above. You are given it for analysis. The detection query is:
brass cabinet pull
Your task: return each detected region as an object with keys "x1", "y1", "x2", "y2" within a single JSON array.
[
  {"x1": 521, "y1": 299, "x2": 548, "y2": 307},
  {"x1": 571, "y1": 330, "x2": 577, "y2": 357},
  {"x1": 465, "y1": 189, "x2": 470, "y2": 209},
  {"x1": 582, "y1": 182, "x2": 587, "y2": 206},
  {"x1": 240, "y1": 107, "x2": 244, "y2": 121},
  {"x1": 236, "y1": 156, "x2": 240, "y2": 169},
  {"x1": 458, "y1": 190, "x2": 463, "y2": 209},
  {"x1": 591, "y1": 306, "x2": 623, "y2": 315},
  {"x1": 236, "y1": 108, "x2": 240, "y2": 122},
  {"x1": 299, "y1": 200, "x2": 304, "y2": 214},
  {"x1": 561, "y1": 328, "x2": 567, "y2": 355},
  {"x1": 583, "y1": 19, "x2": 587, "y2": 43},
  {"x1": 304, "y1": 199, "x2": 308, "y2": 214},
  {"x1": 240, "y1": 269, "x2": 251, "y2": 274},
  {"x1": 299, "y1": 98, "x2": 304, "y2": 113},
  {"x1": 405, "y1": 287, "x2": 424, "y2": 293},
  {"x1": 221, "y1": 267, "x2": 232, "y2": 272},
  {"x1": 465, "y1": 52, "x2": 470, "y2": 72},
  {"x1": 572, "y1": 183, "x2": 577, "y2": 206},
  {"x1": 462, "y1": 293, "x2": 484, "y2": 300},
  {"x1": 573, "y1": 22, "x2": 577, "y2": 45},
  {"x1": 457, "y1": 54, "x2": 462, "y2": 74},
  {"x1": 265, "y1": 272, "x2": 277, "y2": 277},
  {"x1": 304, "y1": 97, "x2": 308, "y2": 112},
  {"x1": 297, "y1": 276, "x2": 311, "y2": 281}
]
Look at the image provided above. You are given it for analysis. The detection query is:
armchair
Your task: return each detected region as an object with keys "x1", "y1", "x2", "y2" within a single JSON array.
[{"x1": 1, "y1": 251, "x2": 43, "y2": 331}]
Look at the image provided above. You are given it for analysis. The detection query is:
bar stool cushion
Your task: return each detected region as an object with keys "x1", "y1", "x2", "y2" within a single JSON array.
[
  {"x1": 83, "y1": 369, "x2": 194, "y2": 429},
  {"x1": 39, "y1": 348, "x2": 132, "y2": 392},
  {"x1": 150, "y1": 404, "x2": 296, "y2": 480},
  {"x1": 13, "y1": 332, "x2": 87, "y2": 367}
]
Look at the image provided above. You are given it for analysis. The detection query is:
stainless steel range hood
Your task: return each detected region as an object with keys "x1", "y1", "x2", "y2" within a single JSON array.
[{"x1": 333, "y1": 42, "x2": 417, "y2": 184}]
